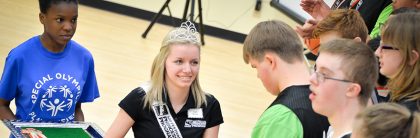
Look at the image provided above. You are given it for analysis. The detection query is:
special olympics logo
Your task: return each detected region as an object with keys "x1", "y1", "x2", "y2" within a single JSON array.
[{"x1": 40, "y1": 85, "x2": 73, "y2": 117}]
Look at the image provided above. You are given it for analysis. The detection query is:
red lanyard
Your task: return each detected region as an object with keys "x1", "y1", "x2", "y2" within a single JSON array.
[{"x1": 350, "y1": 0, "x2": 361, "y2": 9}]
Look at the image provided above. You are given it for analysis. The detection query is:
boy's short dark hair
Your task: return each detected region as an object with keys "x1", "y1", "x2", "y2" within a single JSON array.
[
  {"x1": 39, "y1": 0, "x2": 78, "y2": 14},
  {"x1": 243, "y1": 20, "x2": 304, "y2": 64}
]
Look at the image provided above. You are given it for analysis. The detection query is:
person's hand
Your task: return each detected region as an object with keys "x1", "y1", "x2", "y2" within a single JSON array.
[
  {"x1": 295, "y1": 19, "x2": 318, "y2": 39},
  {"x1": 300, "y1": 0, "x2": 331, "y2": 20},
  {"x1": 300, "y1": 0, "x2": 317, "y2": 13},
  {"x1": 21, "y1": 128, "x2": 47, "y2": 138}
]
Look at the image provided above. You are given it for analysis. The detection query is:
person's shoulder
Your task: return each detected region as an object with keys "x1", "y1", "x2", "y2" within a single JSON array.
[
  {"x1": 256, "y1": 105, "x2": 293, "y2": 124},
  {"x1": 12, "y1": 36, "x2": 39, "y2": 52},
  {"x1": 254, "y1": 104, "x2": 302, "y2": 134},
  {"x1": 284, "y1": 85, "x2": 310, "y2": 92},
  {"x1": 399, "y1": 99, "x2": 420, "y2": 112},
  {"x1": 277, "y1": 85, "x2": 311, "y2": 102},
  {"x1": 68, "y1": 40, "x2": 93, "y2": 57},
  {"x1": 266, "y1": 104, "x2": 295, "y2": 116},
  {"x1": 130, "y1": 87, "x2": 147, "y2": 97},
  {"x1": 204, "y1": 93, "x2": 220, "y2": 104},
  {"x1": 120, "y1": 87, "x2": 147, "y2": 107},
  {"x1": 8, "y1": 36, "x2": 40, "y2": 59}
]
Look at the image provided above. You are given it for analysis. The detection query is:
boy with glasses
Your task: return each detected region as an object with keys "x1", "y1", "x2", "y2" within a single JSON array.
[{"x1": 309, "y1": 39, "x2": 378, "y2": 138}]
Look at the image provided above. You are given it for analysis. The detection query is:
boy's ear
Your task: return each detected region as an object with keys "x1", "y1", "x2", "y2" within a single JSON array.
[
  {"x1": 39, "y1": 13, "x2": 45, "y2": 24},
  {"x1": 409, "y1": 50, "x2": 419, "y2": 66},
  {"x1": 264, "y1": 53, "x2": 276, "y2": 70},
  {"x1": 346, "y1": 83, "x2": 362, "y2": 98},
  {"x1": 353, "y1": 37, "x2": 362, "y2": 43}
]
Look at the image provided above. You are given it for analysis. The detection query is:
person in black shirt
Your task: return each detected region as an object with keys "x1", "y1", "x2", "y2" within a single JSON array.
[{"x1": 105, "y1": 21, "x2": 223, "y2": 138}]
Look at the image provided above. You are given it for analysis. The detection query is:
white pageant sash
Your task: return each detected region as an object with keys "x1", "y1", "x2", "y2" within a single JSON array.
[
  {"x1": 140, "y1": 81, "x2": 183, "y2": 138},
  {"x1": 152, "y1": 101, "x2": 183, "y2": 138}
]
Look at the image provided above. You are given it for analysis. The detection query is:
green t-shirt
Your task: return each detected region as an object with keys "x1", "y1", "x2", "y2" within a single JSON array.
[
  {"x1": 370, "y1": 4, "x2": 393, "y2": 39},
  {"x1": 251, "y1": 104, "x2": 303, "y2": 138}
]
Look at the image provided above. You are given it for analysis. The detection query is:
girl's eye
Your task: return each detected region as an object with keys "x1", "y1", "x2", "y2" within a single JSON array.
[
  {"x1": 175, "y1": 60, "x2": 182, "y2": 64},
  {"x1": 56, "y1": 18, "x2": 63, "y2": 23},
  {"x1": 191, "y1": 61, "x2": 199, "y2": 65}
]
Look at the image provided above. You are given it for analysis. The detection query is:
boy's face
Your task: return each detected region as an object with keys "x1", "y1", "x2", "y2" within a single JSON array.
[
  {"x1": 309, "y1": 52, "x2": 353, "y2": 116},
  {"x1": 248, "y1": 57, "x2": 279, "y2": 95},
  {"x1": 40, "y1": 2, "x2": 78, "y2": 47}
]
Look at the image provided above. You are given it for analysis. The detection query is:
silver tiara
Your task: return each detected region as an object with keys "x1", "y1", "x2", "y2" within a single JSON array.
[{"x1": 168, "y1": 21, "x2": 200, "y2": 44}]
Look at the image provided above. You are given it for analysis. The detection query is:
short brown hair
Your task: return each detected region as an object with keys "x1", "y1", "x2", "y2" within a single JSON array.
[
  {"x1": 243, "y1": 20, "x2": 304, "y2": 64},
  {"x1": 355, "y1": 103, "x2": 420, "y2": 138},
  {"x1": 319, "y1": 39, "x2": 378, "y2": 106},
  {"x1": 313, "y1": 9, "x2": 368, "y2": 43}
]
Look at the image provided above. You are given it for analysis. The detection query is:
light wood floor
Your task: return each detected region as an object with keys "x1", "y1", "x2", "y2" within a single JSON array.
[{"x1": 0, "y1": 0, "x2": 276, "y2": 137}]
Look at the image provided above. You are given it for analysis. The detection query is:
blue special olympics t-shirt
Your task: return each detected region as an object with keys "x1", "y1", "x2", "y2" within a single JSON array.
[{"x1": 0, "y1": 36, "x2": 100, "y2": 122}]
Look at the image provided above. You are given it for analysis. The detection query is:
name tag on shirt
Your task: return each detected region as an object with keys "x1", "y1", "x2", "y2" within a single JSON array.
[
  {"x1": 184, "y1": 119, "x2": 206, "y2": 128},
  {"x1": 188, "y1": 108, "x2": 203, "y2": 119}
]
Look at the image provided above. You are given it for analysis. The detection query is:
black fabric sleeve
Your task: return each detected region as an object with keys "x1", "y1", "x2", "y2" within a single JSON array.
[
  {"x1": 118, "y1": 87, "x2": 146, "y2": 121},
  {"x1": 205, "y1": 95, "x2": 224, "y2": 128}
]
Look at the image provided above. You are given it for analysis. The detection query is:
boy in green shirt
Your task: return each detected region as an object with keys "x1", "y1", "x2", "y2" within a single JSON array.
[{"x1": 243, "y1": 20, "x2": 329, "y2": 138}]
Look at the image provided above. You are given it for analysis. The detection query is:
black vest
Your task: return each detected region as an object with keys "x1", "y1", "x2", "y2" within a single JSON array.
[{"x1": 269, "y1": 85, "x2": 330, "y2": 138}]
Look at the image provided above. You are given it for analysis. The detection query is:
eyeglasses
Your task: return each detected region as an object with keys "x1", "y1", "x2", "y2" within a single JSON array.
[
  {"x1": 378, "y1": 45, "x2": 399, "y2": 53},
  {"x1": 380, "y1": 45, "x2": 399, "y2": 50},
  {"x1": 311, "y1": 65, "x2": 353, "y2": 83},
  {"x1": 312, "y1": 71, "x2": 353, "y2": 83}
]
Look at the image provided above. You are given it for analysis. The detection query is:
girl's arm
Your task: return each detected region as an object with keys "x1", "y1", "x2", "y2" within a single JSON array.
[
  {"x1": 74, "y1": 103, "x2": 84, "y2": 121},
  {"x1": 105, "y1": 109, "x2": 134, "y2": 138},
  {"x1": 0, "y1": 99, "x2": 15, "y2": 120}
]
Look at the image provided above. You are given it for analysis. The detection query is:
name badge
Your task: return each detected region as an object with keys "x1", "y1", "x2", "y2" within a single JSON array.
[{"x1": 188, "y1": 108, "x2": 203, "y2": 119}]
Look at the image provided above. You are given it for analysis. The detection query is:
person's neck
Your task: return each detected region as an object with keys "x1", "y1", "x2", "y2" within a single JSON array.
[
  {"x1": 278, "y1": 62, "x2": 311, "y2": 93},
  {"x1": 165, "y1": 82, "x2": 189, "y2": 113},
  {"x1": 329, "y1": 101, "x2": 364, "y2": 138},
  {"x1": 40, "y1": 34, "x2": 66, "y2": 53}
]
